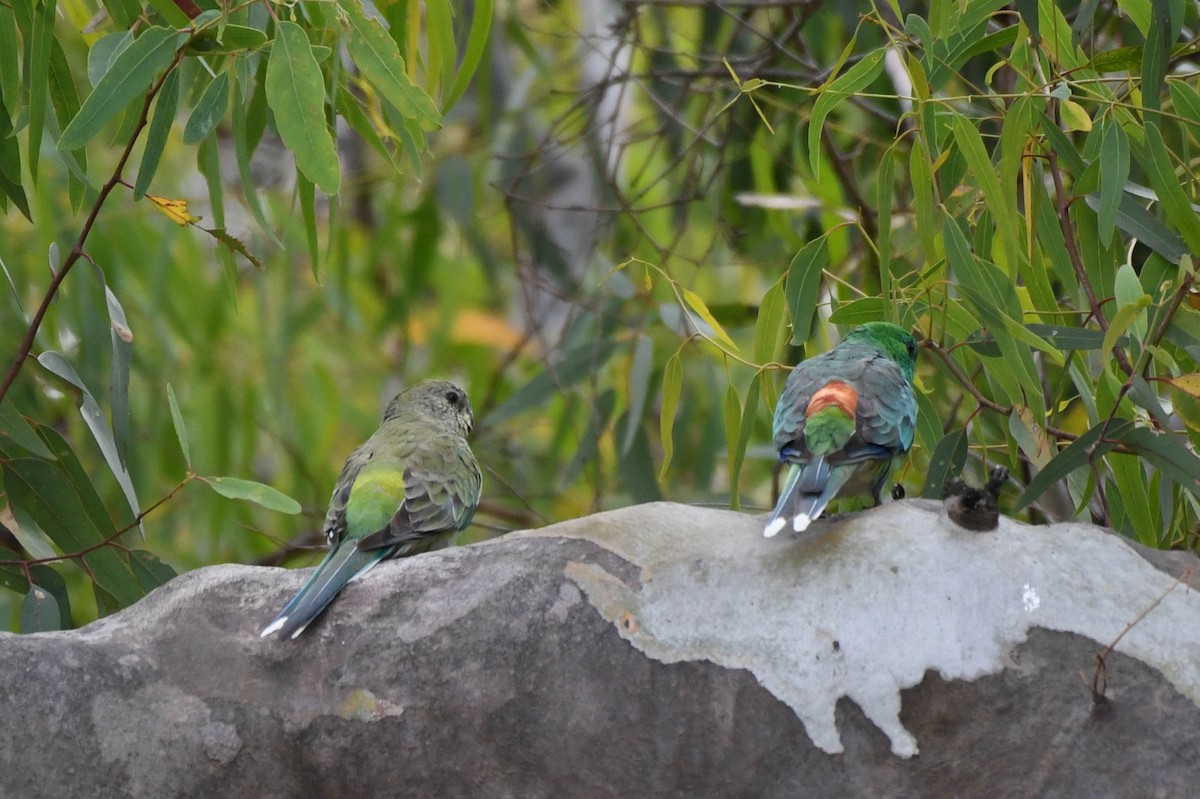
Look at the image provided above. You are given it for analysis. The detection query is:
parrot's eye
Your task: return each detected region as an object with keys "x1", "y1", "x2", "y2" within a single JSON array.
[
  {"x1": 444, "y1": 389, "x2": 461, "y2": 406},
  {"x1": 906, "y1": 339, "x2": 917, "y2": 358}
]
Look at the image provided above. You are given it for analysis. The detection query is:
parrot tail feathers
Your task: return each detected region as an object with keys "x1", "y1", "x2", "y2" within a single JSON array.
[
  {"x1": 261, "y1": 543, "x2": 389, "y2": 639},
  {"x1": 764, "y1": 462, "x2": 806, "y2": 538},
  {"x1": 787, "y1": 460, "x2": 859, "y2": 534}
]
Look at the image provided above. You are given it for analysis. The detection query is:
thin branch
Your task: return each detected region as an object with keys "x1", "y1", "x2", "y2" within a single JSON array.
[
  {"x1": 0, "y1": 53, "x2": 183, "y2": 406},
  {"x1": 0, "y1": 475, "x2": 193, "y2": 568},
  {"x1": 1044, "y1": 148, "x2": 1136, "y2": 377}
]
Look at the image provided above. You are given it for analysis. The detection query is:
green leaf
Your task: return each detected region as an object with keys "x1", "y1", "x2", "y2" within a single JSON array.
[
  {"x1": 724, "y1": 383, "x2": 742, "y2": 510},
  {"x1": 21, "y1": 584, "x2": 61, "y2": 633},
  {"x1": 166, "y1": 383, "x2": 192, "y2": 470},
  {"x1": 129, "y1": 549, "x2": 177, "y2": 593},
  {"x1": 1083, "y1": 193, "x2": 1187, "y2": 263},
  {"x1": 829, "y1": 297, "x2": 886, "y2": 326},
  {"x1": 7, "y1": 503, "x2": 58, "y2": 560},
  {"x1": 658, "y1": 353, "x2": 682, "y2": 480},
  {"x1": 58, "y1": 26, "x2": 186, "y2": 151},
  {"x1": 1119, "y1": 426, "x2": 1200, "y2": 497},
  {"x1": 1024, "y1": 323, "x2": 1122, "y2": 350},
  {"x1": 28, "y1": 0, "x2": 55, "y2": 181},
  {"x1": 754, "y1": 279, "x2": 786, "y2": 366},
  {"x1": 265, "y1": 20, "x2": 340, "y2": 195},
  {"x1": 921, "y1": 428, "x2": 968, "y2": 499},
  {"x1": 134, "y1": 67, "x2": 179, "y2": 199},
  {"x1": 201, "y1": 476, "x2": 302, "y2": 514},
  {"x1": 732, "y1": 373, "x2": 761, "y2": 512},
  {"x1": 1096, "y1": 118, "x2": 1129, "y2": 247},
  {"x1": 444, "y1": 0, "x2": 492, "y2": 110},
  {"x1": 0, "y1": 100, "x2": 30, "y2": 220},
  {"x1": 1141, "y1": 0, "x2": 1171, "y2": 113},
  {"x1": 87, "y1": 31, "x2": 133, "y2": 88},
  {"x1": 681, "y1": 288, "x2": 738, "y2": 350},
  {"x1": 1109, "y1": 453, "x2": 1157, "y2": 545},
  {"x1": 952, "y1": 114, "x2": 1020, "y2": 274},
  {"x1": 37, "y1": 352, "x2": 142, "y2": 533},
  {"x1": 145, "y1": 0, "x2": 192, "y2": 28},
  {"x1": 0, "y1": 5, "x2": 18, "y2": 112},
  {"x1": 622, "y1": 336, "x2": 654, "y2": 456},
  {"x1": 182, "y1": 71, "x2": 229, "y2": 144},
  {"x1": 231, "y1": 63, "x2": 282, "y2": 246},
  {"x1": 29, "y1": 565, "x2": 71, "y2": 627},
  {"x1": 0, "y1": 398, "x2": 54, "y2": 459},
  {"x1": 784, "y1": 235, "x2": 829, "y2": 345},
  {"x1": 424, "y1": 0, "x2": 454, "y2": 101},
  {"x1": 913, "y1": 389, "x2": 944, "y2": 456},
  {"x1": 1142, "y1": 121, "x2": 1200, "y2": 254},
  {"x1": 3, "y1": 452, "x2": 144, "y2": 607},
  {"x1": 808, "y1": 49, "x2": 886, "y2": 178},
  {"x1": 104, "y1": 283, "x2": 133, "y2": 464},
  {"x1": 1100, "y1": 293, "x2": 1151, "y2": 356},
  {"x1": 187, "y1": 25, "x2": 270, "y2": 55},
  {"x1": 296, "y1": 172, "x2": 319, "y2": 280},
  {"x1": 1014, "y1": 420, "x2": 1132, "y2": 511}
]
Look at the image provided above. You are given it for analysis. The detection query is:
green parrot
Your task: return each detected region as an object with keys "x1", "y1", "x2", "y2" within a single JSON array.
[
  {"x1": 261, "y1": 380, "x2": 482, "y2": 639},
  {"x1": 764, "y1": 322, "x2": 918, "y2": 538}
]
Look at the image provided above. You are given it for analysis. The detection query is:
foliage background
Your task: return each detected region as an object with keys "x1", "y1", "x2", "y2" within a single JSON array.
[{"x1": 3, "y1": 0, "x2": 1200, "y2": 632}]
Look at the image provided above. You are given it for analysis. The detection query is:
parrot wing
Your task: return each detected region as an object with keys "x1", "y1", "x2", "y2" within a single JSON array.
[{"x1": 356, "y1": 432, "x2": 482, "y2": 552}]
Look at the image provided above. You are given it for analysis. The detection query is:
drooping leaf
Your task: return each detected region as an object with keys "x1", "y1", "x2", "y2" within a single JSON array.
[
  {"x1": 36, "y1": 352, "x2": 142, "y2": 533},
  {"x1": 681, "y1": 288, "x2": 738, "y2": 351},
  {"x1": 444, "y1": 0, "x2": 492, "y2": 110},
  {"x1": 28, "y1": 0, "x2": 56, "y2": 181},
  {"x1": 58, "y1": 26, "x2": 187, "y2": 151},
  {"x1": 921, "y1": 428, "x2": 968, "y2": 499},
  {"x1": 622, "y1": 336, "x2": 654, "y2": 456},
  {"x1": 1014, "y1": 420, "x2": 1133, "y2": 511},
  {"x1": 784, "y1": 235, "x2": 829, "y2": 345},
  {"x1": 1141, "y1": 121, "x2": 1200, "y2": 254},
  {"x1": 134, "y1": 67, "x2": 180, "y2": 199},
  {"x1": 0, "y1": 398, "x2": 55, "y2": 459},
  {"x1": 200, "y1": 476, "x2": 302, "y2": 514},
  {"x1": 187, "y1": 24, "x2": 269, "y2": 55},
  {"x1": 340, "y1": 0, "x2": 442, "y2": 130},
  {"x1": 658, "y1": 353, "x2": 683, "y2": 480},
  {"x1": 129, "y1": 549, "x2": 178, "y2": 593},
  {"x1": 21, "y1": 584, "x2": 61, "y2": 633},
  {"x1": 182, "y1": 71, "x2": 230, "y2": 144},
  {"x1": 166, "y1": 383, "x2": 191, "y2": 470},
  {"x1": 724, "y1": 383, "x2": 743, "y2": 510},
  {"x1": 808, "y1": 49, "x2": 886, "y2": 178},
  {"x1": 265, "y1": 20, "x2": 341, "y2": 195}
]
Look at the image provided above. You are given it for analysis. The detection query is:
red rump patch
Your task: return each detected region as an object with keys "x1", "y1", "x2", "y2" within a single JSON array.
[{"x1": 806, "y1": 380, "x2": 858, "y2": 418}]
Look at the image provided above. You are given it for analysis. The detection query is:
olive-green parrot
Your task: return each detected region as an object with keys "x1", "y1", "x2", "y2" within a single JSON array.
[
  {"x1": 764, "y1": 322, "x2": 918, "y2": 538},
  {"x1": 262, "y1": 380, "x2": 482, "y2": 639}
]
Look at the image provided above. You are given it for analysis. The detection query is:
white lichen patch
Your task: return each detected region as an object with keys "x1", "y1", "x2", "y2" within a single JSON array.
[{"x1": 525, "y1": 501, "x2": 1200, "y2": 759}]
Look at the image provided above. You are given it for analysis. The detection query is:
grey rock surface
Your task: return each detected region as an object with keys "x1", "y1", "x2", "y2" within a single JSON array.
[{"x1": 1, "y1": 501, "x2": 1199, "y2": 798}]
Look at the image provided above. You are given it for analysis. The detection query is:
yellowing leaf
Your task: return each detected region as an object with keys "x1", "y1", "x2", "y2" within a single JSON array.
[
  {"x1": 1168, "y1": 372, "x2": 1200, "y2": 397},
  {"x1": 147, "y1": 194, "x2": 199, "y2": 225},
  {"x1": 681, "y1": 287, "x2": 738, "y2": 351},
  {"x1": 1059, "y1": 99, "x2": 1092, "y2": 131}
]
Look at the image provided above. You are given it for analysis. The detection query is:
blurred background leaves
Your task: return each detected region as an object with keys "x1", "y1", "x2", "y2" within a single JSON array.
[{"x1": 3, "y1": 0, "x2": 1200, "y2": 632}]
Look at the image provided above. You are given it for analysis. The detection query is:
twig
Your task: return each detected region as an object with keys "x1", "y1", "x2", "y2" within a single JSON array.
[
  {"x1": 0, "y1": 53, "x2": 183, "y2": 405},
  {"x1": 0, "y1": 475, "x2": 194, "y2": 568},
  {"x1": 1084, "y1": 568, "x2": 1193, "y2": 704}
]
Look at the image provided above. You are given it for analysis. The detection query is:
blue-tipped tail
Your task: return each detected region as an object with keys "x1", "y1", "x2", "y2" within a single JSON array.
[{"x1": 261, "y1": 542, "x2": 389, "y2": 639}]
